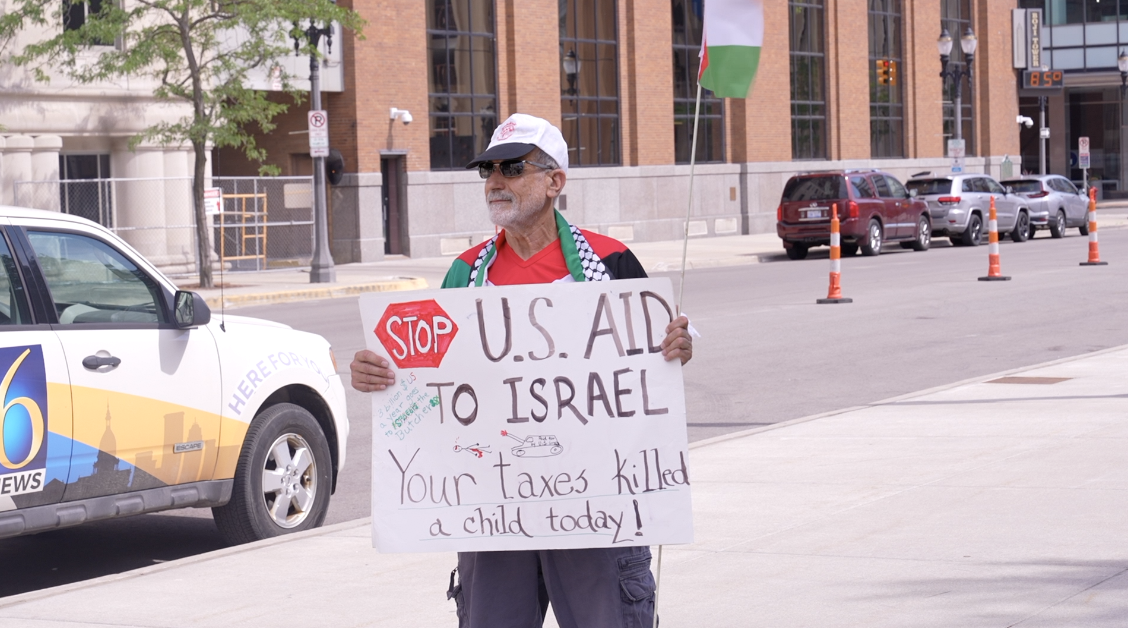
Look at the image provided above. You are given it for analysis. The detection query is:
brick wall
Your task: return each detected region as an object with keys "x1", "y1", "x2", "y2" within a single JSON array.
[
  {"x1": 905, "y1": 0, "x2": 944, "y2": 159},
  {"x1": 976, "y1": 0, "x2": 1020, "y2": 160},
  {"x1": 623, "y1": 0, "x2": 674, "y2": 166},
  {"x1": 828, "y1": 0, "x2": 871, "y2": 160},
  {"x1": 740, "y1": 0, "x2": 791, "y2": 163}
]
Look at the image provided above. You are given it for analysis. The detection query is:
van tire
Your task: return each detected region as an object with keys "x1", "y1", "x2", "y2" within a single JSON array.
[{"x1": 213, "y1": 403, "x2": 332, "y2": 545}]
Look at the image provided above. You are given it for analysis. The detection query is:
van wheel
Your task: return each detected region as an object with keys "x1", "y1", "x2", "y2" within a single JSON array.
[
  {"x1": 860, "y1": 220, "x2": 883, "y2": 256},
  {"x1": 1079, "y1": 222, "x2": 1090, "y2": 236},
  {"x1": 785, "y1": 244, "x2": 809, "y2": 260},
  {"x1": 961, "y1": 215, "x2": 983, "y2": 246},
  {"x1": 213, "y1": 403, "x2": 332, "y2": 545},
  {"x1": 1049, "y1": 211, "x2": 1066, "y2": 238},
  {"x1": 911, "y1": 215, "x2": 931, "y2": 251}
]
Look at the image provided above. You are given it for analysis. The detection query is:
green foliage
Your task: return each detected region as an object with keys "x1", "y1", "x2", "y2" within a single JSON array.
[
  {"x1": 1, "y1": 0, "x2": 364, "y2": 286},
  {"x1": 3, "y1": 0, "x2": 362, "y2": 166}
]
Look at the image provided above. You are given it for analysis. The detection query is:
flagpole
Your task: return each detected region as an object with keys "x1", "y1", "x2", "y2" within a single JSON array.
[{"x1": 677, "y1": 82, "x2": 704, "y2": 312}]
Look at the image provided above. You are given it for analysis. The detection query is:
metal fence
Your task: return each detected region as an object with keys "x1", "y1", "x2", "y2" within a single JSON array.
[{"x1": 12, "y1": 176, "x2": 315, "y2": 276}]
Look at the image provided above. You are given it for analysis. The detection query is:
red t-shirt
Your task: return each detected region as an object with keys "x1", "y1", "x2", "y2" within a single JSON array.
[{"x1": 457, "y1": 230, "x2": 633, "y2": 286}]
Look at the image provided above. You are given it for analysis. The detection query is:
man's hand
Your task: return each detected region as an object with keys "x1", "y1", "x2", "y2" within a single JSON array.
[
  {"x1": 661, "y1": 315, "x2": 693, "y2": 365},
  {"x1": 350, "y1": 350, "x2": 396, "y2": 392}
]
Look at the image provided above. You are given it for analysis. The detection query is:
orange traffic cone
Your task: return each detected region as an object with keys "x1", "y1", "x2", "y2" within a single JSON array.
[
  {"x1": 979, "y1": 196, "x2": 1011, "y2": 281},
  {"x1": 1080, "y1": 187, "x2": 1108, "y2": 266},
  {"x1": 817, "y1": 203, "x2": 853, "y2": 304}
]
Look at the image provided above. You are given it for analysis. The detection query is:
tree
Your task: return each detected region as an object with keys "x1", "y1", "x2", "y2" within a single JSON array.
[{"x1": 0, "y1": 0, "x2": 364, "y2": 288}]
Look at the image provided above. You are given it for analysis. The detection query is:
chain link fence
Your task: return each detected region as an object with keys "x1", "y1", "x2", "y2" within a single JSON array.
[{"x1": 12, "y1": 176, "x2": 315, "y2": 276}]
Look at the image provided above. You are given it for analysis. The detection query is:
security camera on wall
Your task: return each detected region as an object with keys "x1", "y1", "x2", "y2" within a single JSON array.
[
  {"x1": 390, "y1": 108, "x2": 412, "y2": 126},
  {"x1": 1016, "y1": 115, "x2": 1034, "y2": 128}
]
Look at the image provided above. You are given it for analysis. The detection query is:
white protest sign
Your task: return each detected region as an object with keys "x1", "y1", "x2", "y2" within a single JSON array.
[{"x1": 359, "y1": 278, "x2": 693, "y2": 553}]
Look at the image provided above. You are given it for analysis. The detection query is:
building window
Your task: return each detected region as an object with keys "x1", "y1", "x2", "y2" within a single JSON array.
[
  {"x1": 869, "y1": 0, "x2": 904, "y2": 159},
  {"x1": 59, "y1": 154, "x2": 113, "y2": 228},
  {"x1": 789, "y1": 0, "x2": 827, "y2": 160},
  {"x1": 559, "y1": 0, "x2": 620, "y2": 167},
  {"x1": 1042, "y1": 0, "x2": 1128, "y2": 24},
  {"x1": 427, "y1": 0, "x2": 498, "y2": 171},
  {"x1": 942, "y1": 0, "x2": 974, "y2": 156},
  {"x1": 63, "y1": 0, "x2": 114, "y2": 46},
  {"x1": 672, "y1": 0, "x2": 724, "y2": 164}
]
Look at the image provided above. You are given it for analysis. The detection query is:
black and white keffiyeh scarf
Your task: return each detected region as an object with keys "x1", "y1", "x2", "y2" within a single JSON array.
[{"x1": 468, "y1": 210, "x2": 611, "y2": 287}]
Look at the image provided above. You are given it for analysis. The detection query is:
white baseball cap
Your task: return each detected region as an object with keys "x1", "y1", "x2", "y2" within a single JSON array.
[{"x1": 465, "y1": 113, "x2": 570, "y2": 173}]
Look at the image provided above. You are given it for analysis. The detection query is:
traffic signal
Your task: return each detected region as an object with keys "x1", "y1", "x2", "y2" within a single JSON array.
[
  {"x1": 875, "y1": 59, "x2": 890, "y2": 85},
  {"x1": 875, "y1": 59, "x2": 898, "y2": 86},
  {"x1": 326, "y1": 148, "x2": 345, "y2": 185}
]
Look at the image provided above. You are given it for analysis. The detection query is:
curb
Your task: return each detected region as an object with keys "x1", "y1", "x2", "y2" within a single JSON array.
[
  {"x1": 200, "y1": 278, "x2": 427, "y2": 309},
  {"x1": 688, "y1": 342, "x2": 1128, "y2": 452}
]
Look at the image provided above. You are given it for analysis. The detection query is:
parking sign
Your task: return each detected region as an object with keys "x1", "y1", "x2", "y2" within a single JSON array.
[
  {"x1": 1079, "y1": 136, "x2": 1090, "y2": 169},
  {"x1": 308, "y1": 110, "x2": 329, "y2": 158}
]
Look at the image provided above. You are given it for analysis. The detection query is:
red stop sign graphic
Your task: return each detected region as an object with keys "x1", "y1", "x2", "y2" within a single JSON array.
[{"x1": 374, "y1": 300, "x2": 459, "y2": 369}]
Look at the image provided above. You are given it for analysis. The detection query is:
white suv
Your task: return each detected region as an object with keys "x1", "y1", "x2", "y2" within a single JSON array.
[{"x1": 0, "y1": 207, "x2": 347, "y2": 545}]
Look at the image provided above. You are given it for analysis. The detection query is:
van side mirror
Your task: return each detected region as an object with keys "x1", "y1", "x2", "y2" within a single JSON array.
[{"x1": 174, "y1": 290, "x2": 211, "y2": 329}]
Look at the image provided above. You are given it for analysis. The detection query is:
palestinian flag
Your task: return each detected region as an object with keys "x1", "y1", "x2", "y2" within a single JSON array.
[{"x1": 698, "y1": 0, "x2": 763, "y2": 99}]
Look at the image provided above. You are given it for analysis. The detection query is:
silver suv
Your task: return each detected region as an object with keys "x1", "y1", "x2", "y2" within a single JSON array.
[
  {"x1": 906, "y1": 174, "x2": 1033, "y2": 246},
  {"x1": 1001, "y1": 175, "x2": 1090, "y2": 239}
]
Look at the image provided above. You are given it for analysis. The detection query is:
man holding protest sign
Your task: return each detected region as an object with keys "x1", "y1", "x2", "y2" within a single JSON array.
[{"x1": 351, "y1": 113, "x2": 693, "y2": 628}]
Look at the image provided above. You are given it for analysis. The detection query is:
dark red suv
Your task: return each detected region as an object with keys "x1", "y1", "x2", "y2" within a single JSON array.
[{"x1": 776, "y1": 170, "x2": 932, "y2": 260}]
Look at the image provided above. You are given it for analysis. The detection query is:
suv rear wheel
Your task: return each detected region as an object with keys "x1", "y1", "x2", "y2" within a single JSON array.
[
  {"x1": 785, "y1": 244, "x2": 809, "y2": 260},
  {"x1": 213, "y1": 403, "x2": 332, "y2": 545},
  {"x1": 961, "y1": 214, "x2": 983, "y2": 246},
  {"x1": 860, "y1": 219, "x2": 883, "y2": 256},
  {"x1": 910, "y1": 215, "x2": 931, "y2": 251},
  {"x1": 1049, "y1": 210, "x2": 1066, "y2": 238},
  {"x1": 1011, "y1": 211, "x2": 1030, "y2": 243}
]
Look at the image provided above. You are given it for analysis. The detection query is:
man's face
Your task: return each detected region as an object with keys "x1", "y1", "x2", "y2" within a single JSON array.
[{"x1": 484, "y1": 150, "x2": 551, "y2": 230}]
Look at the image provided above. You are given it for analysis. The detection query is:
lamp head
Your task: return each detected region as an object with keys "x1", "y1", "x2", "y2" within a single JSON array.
[
  {"x1": 563, "y1": 49, "x2": 579, "y2": 77},
  {"x1": 1118, "y1": 49, "x2": 1128, "y2": 75},
  {"x1": 937, "y1": 28, "x2": 953, "y2": 58},
  {"x1": 960, "y1": 27, "x2": 978, "y2": 56}
]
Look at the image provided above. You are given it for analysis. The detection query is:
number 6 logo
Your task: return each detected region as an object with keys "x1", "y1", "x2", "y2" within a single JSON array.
[{"x1": 0, "y1": 349, "x2": 45, "y2": 470}]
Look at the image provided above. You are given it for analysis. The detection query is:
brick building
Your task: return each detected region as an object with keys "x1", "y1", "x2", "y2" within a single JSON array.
[{"x1": 219, "y1": 0, "x2": 1027, "y2": 262}]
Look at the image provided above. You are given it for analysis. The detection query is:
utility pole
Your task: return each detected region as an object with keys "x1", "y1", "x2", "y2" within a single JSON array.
[
  {"x1": 296, "y1": 20, "x2": 336, "y2": 283},
  {"x1": 1039, "y1": 96, "x2": 1047, "y2": 175}
]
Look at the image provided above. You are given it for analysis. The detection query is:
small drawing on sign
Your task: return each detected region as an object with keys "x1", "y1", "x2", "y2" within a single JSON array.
[
  {"x1": 453, "y1": 441, "x2": 492, "y2": 458},
  {"x1": 501, "y1": 430, "x2": 563, "y2": 458}
]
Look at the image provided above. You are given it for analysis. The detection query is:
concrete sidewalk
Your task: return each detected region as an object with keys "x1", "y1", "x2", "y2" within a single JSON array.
[
  {"x1": 184, "y1": 206, "x2": 1128, "y2": 310},
  {"x1": 2, "y1": 344, "x2": 1125, "y2": 627},
  {"x1": 181, "y1": 232, "x2": 789, "y2": 309}
]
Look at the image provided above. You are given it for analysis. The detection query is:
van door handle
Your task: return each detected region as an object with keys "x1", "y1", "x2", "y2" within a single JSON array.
[{"x1": 82, "y1": 355, "x2": 121, "y2": 370}]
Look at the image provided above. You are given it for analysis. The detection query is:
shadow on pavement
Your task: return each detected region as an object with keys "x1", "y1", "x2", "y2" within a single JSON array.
[{"x1": 0, "y1": 513, "x2": 225, "y2": 598}]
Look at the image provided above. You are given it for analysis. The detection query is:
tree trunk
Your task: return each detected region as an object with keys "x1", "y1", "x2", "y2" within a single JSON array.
[{"x1": 192, "y1": 140, "x2": 214, "y2": 288}]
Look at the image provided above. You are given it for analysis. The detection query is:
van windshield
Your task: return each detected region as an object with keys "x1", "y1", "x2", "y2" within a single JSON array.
[
  {"x1": 782, "y1": 176, "x2": 847, "y2": 202},
  {"x1": 906, "y1": 179, "x2": 953, "y2": 196}
]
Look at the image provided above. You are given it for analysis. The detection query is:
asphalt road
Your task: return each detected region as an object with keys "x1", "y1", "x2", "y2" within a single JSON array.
[{"x1": 3, "y1": 226, "x2": 1125, "y2": 597}]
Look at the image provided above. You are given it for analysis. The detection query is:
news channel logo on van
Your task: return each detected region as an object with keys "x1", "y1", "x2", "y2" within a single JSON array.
[{"x1": 0, "y1": 345, "x2": 49, "y2": 497}]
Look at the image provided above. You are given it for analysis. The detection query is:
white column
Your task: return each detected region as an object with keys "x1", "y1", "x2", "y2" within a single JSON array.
[
  {"x1": 112, "y1": 139, "x2": 168, "y2": 260},
  {"x1": 163, "y1": 148, "x2": 195, "y2": 271},
  {"x1": 1, "y1": 135, "x2": 34, "y2": 207},
  {"x1": 31, "y1": 135, "x2": 63, "y2": 212}
]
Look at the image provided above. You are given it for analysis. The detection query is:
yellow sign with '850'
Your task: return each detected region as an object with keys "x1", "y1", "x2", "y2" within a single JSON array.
[{"x1": 0, "y1": 346, "x2": 49, "y2": 497}]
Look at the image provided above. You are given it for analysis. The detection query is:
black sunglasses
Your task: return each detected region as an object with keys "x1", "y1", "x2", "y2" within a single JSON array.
[{"x1": 477, "y1": 160, "x2": 553, "y2": 179}]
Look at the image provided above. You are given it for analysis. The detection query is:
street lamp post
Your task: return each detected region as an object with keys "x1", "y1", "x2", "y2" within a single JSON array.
[
  {"x1": 563, "y1": 49, "x2": 580, "y2": 96},
  {"x1": 938, "y1": 27, "x2": 977, "y2": 169},
  {"x1": 294, "y1": 19, "x2": 336, "y2": 283},
  {"x1": 1118, "y1": 50, "x2": 1127, "y2": 196}
]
